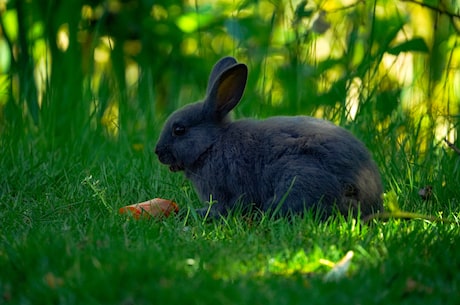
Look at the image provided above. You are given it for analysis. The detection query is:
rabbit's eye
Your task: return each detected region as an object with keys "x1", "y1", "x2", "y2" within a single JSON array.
[{"x1": 172, "y1": 124, "x2": 186, "y2": 136}]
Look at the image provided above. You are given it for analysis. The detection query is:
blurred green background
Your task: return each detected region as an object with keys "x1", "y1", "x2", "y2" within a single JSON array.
[{"x1": 0, "y1": 0, "x2": 459, "y2": 204}]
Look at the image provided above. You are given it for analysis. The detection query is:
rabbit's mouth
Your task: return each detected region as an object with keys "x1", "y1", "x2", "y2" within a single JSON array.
[{"x1": 169, "y1": 164, "x2": 184, "y2": 172}]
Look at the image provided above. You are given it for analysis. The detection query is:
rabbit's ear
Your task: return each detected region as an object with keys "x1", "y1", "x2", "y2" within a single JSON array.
[
  {"x1": 205, "y1": 63, "x2": 248, "y2": 121},
  {"x1": 206, "y1": 57, "x2": 238, "y2": 94}
]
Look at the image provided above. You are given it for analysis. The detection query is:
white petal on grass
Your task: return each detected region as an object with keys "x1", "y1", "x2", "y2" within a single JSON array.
[{"x1": 323, "y1": 250, "x2": 354, "y2": 282}]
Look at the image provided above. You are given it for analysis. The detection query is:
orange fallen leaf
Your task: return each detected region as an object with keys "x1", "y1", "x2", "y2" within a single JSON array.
[{"x1": 119, "y1": 198, "x2": 179, "y2": 219}]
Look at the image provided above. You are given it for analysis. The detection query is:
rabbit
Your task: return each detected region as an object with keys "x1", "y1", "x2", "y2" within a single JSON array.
[{"x1": 155, "y1": 56, "x2": 383, "y2": 219}]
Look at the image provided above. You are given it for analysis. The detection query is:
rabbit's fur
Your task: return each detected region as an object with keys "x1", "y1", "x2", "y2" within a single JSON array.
[{"x1": 155, "y1": 57, "x2": 383, "y2": 218}]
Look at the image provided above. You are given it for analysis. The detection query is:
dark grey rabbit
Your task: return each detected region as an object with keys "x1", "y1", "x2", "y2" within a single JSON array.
[{"x1": 155, "y1": 57, "x2": 383, "y2": 218}]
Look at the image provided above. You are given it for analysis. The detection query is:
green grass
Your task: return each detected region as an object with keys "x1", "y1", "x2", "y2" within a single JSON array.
[
  {"x1": 1, "y1": 139, "x2": 460, "y2": 304},
  {"x1": 1, "y1": 0, "x2": 460, "y2": 303}
]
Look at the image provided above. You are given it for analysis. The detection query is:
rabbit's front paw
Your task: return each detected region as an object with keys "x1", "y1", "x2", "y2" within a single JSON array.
[{"x1": 195, "y1": 205, "x2": 224, "y2": 219}]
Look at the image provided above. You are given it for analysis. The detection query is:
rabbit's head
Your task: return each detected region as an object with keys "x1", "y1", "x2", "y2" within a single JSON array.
[{"x1": 155, "y1": 57, "x2": 248, "y2": 172}]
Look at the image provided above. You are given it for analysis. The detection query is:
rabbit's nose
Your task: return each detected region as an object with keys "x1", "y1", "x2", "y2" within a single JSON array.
[
  {"x1": 155, "y1": 145, "x2": 167, "y2": 158},
  {"x1": 154, "y1": 146, "x2": 164, "y2": 162}
]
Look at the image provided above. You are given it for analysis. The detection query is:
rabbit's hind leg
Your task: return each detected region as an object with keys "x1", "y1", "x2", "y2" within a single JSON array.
[{"x1": 263, "y1": 169, "x2": 342, "y2": 218}]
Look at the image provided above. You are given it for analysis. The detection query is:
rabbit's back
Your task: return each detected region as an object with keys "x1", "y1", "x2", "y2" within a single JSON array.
[{"x1": 259, "y1": 116, "x2": 372, "y2": 171}]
